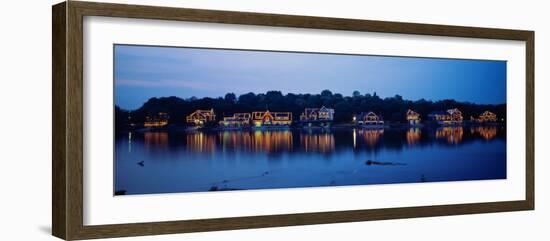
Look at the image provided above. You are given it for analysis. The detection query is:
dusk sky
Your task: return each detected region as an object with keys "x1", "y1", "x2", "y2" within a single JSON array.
[{"x1": 114, "y1": 44, "x2": 506, "y2": 110}]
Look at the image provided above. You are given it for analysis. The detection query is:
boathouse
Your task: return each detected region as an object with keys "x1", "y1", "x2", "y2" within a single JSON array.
[
  {"x1": 186, "y1": 109, "x2": 216, "y2": 126},
  {"x1": 428, "y1": 108, "x2": 463, "y2": 125},
  {"x1": 355, "y1": 111, "x2": 384, "y2": 126},
  {"x1": 406, "y1": 109, "x2": 421, "y2": 125},
  {"x1": 219, "y1": 113, "x2": 251, "y2": 127},
  {"x1": 251, "y1": 110, "x2": 292, "y2": 127},
  {"x1": 300, "y1": 106, "x2": 335, "y2": 122},
  {"x1": 144, "y1": 112, "x2": 169, "y2": 127},
  {"x1": 477, "y1": 111, "x2": 498, "y2": 123}
]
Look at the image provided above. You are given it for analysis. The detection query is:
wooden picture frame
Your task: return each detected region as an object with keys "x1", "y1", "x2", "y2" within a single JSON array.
[{"x1": 52, "y1": 1, "x2": 534, "y2": 240}]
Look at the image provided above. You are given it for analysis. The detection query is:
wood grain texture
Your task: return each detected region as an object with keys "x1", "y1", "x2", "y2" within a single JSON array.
[
  {"x1": 51, "y1": 1, "x2": 535, "y2": 240},
  {"x1": 74, "y1": 201, "x2": 530, "y2": 240},
  {"x1": 52, "y1": 2, "x2": 67, "y2": 240},
  {"x1": 71, "y1": 1, "x2": 533, "y2": 40},
  {"x1": 525, "y1": 32, "x2": 535, "y2": 209},
  {"x1": 66, "y1": 2, "x2": 85, "y2": 240}
]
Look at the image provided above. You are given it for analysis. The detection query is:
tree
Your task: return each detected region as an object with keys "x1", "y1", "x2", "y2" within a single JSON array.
[
  {"x1": 334, "y1": 101, "x2": 352, "y2": 122},
  {"x1": 321, "y1": 89, "x2": 333, "y2": 97},
  {"x1": 116, "y1": 90, "x2": 506, "y2": 129},
  {"x1": 224, "y1": 93, "x2": 236, "y2": 103},
  {"x1": 238, "y1": 92, "x2": 257, "y2": 105},
  {"x1": 266, "y1": 90, "x2": 283, "y2": 98}
]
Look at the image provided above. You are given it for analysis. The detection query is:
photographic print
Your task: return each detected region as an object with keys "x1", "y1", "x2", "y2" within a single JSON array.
[{"x1": 114, "y1": 44, "x2": 507, "y2": 196}]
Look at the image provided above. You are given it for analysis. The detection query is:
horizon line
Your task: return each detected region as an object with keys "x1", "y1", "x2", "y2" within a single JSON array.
[{"x1": 115, "y1": 91, "x2": 507, "y2": 111}]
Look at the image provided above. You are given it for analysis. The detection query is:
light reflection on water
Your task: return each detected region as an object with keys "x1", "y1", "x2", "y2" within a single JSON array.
[
  {"x1": 143, "y1": 132, "x2": 169, "y2": 150},
  {"x1": 186, "y1": 132, "x2": 216, "y2": 153},
  {"x1": 406, "y1": 128, "x2": 421, "y2": 145},
  {"x1": 116, "y1": 126, "x2": 506, "y2": 195},
  {"x1": 357, "y1": 129, "x2": 384, "y2": 147},
  {"x1": 471, "y1": 126, "x2": 498, "y2": 140},
  {"x1": 300, "y1": 132, "x2": 334, "y2": 153},
  {"x1": 435, "y1": 127, "x2": 464, "y2": 144}
]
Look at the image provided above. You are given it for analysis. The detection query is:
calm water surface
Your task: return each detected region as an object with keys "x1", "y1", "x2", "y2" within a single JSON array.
[{"x1": 115, "y1": 126, "x2": 506, "y2": 195}]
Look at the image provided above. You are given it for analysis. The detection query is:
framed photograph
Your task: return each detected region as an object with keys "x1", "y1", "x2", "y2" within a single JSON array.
[{"x1": 52, "y1": 1, "x2": 534, "y2": 240}]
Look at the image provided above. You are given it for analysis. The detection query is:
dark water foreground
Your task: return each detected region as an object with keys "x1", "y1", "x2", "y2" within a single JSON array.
[{"x1": 114, "y1": 126, "x2": 506, "y2": 195}]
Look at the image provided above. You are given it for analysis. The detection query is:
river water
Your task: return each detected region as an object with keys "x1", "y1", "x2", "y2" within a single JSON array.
[{"x1": 114, "y1": 126, "x2": 506, "y2": 195}]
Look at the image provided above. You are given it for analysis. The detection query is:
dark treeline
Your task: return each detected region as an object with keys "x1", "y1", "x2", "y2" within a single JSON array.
[{"x1": 115, "y1": 90, "x2": 506, "y2": 126}]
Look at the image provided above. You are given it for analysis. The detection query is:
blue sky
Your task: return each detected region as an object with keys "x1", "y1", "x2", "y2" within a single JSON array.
[{"x1": 114, "y1": 44, "x2": 506, "y2": 110}]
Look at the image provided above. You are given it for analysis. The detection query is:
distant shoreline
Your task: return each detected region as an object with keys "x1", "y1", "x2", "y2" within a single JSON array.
[{"x1": 121, "y1": 122, "x2": 504, "y2": 134}]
